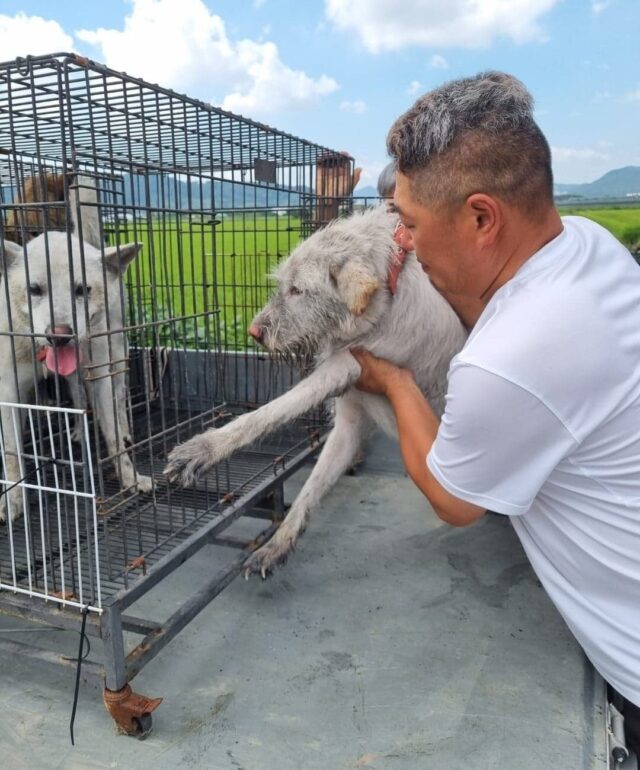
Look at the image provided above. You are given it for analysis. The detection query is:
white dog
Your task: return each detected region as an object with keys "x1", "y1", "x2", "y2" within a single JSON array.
[
  {"x1": 165, "y1": 206, "x2": 467, "y2": 576},
  {"x1": 0, "y1": 176, "x2": 152, "y2": 522}
]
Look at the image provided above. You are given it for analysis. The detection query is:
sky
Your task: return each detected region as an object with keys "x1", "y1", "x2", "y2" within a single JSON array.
[{"x1": 0, "y1": 0, "x2": 638, "y2": 189}]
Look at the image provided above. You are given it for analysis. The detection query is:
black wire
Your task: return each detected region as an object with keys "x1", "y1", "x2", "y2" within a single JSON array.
[
  {"x1": 0, "y1": 457, "x2": 58, "y2": 499},
  {"x1": 69, "y1": 605, "x2": 89, "y2": 747}
]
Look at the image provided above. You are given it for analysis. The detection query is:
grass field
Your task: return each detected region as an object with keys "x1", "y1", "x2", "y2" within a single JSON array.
[
  {"x1": 556, "y1": 205, "x2": 640, "y2": 248},
  {"x1": 123, "y1": 213, "x2": 304, "y2": 349}
]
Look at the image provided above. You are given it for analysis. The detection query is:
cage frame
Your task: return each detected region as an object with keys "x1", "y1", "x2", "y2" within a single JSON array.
[{"x1": 0, "y1": 51, "x2": 352, "y2": 736}]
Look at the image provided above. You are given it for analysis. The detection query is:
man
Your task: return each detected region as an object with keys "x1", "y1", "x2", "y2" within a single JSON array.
[{"x1": 352, "y1": 71, "x2": 640, "y2": 754}]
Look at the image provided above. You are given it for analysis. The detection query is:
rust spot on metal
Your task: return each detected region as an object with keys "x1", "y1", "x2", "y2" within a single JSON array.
[
  {"x1": 222, "y1": 492, "x2": 236, "y2": 505},
  {"x1": 272, "y1": 455, "x2": 285, "y2": 473},
  {"x1": 52, "y1": 590, "x2": 76, "y2": 603},
  {"x1": 127, "y1": 556, "x2": 146, "y2": 574},
  {"x1": 103, "y1": 684, "x2": 162, "y2": 736},
  {"x1": 73, "y1": 55, "x2": 91, "y2": 67},
  {"x1": 308, "y1": 430, "x2": 321, "y2": 448}
]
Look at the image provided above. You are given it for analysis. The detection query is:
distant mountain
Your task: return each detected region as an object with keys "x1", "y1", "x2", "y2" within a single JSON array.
[
  {"x1": 120, "y1": 174, "x2": 307, "y2": 212},
  {"x1": 356, "y1": 166, "x2": 640, "y2": 201},
  {"x1": 353, "y1": 185, "x2": 380, "y2": 199},
  {"x1": 555, "y1": 166, "x2": 640, "y2": 200}
]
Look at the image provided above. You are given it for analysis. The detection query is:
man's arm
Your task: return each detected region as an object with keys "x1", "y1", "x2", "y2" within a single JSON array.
[{"x1": 350, "y1": 349, "x2": 485, "y2": 527}]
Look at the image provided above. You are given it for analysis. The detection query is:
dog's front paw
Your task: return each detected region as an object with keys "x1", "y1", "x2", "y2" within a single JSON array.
[
  {"x1": 164, "y1": 430, "x2": 231, "y2": 486},
  {"x1": 242, "y1": 516, "x2": 305, "y2": 579},
  {"x1": 135, "y1": 474, "x2": 153, "y2": 494}
]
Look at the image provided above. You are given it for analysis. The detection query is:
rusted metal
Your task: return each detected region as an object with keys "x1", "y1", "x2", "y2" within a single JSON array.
[
  {"x1": 102, "y1": 684, "x2": 162, "y2": 737},
  {"x1": 127, "y1": 556, "x2": 146, "y2": 575},
  {"x1": 52, "y1": 591, "x2": 76, "y2": 603}
]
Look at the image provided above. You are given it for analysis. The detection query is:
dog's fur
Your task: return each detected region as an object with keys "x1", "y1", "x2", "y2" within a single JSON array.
[
  {"x1": 0, "y1": 174, "x2": 151, "y2": 522},
  {"x1": 164, "y1": 206, "x2": 467, "y2": 577}
]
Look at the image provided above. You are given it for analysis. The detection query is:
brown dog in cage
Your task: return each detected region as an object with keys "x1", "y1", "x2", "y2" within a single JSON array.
[{"x1": 0, "y1": 173, "x2": 151, "y2": 522}]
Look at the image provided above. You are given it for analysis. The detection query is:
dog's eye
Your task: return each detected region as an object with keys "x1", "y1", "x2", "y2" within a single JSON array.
[
  {"x1": 75, "y1": 285, "x2": 91, "y2": 297},
  {"x1": 28, "y1": 283, "x2": 42, "y2": 297},
  {"x1": 288, "y1": 286, "x2": 303, "y2": 296}
]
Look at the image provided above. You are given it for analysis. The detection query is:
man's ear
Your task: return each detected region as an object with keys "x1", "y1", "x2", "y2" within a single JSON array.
[
  {"x1": 330, "y1": 260, "x2": 379, "y2": 316},
  {"x1": 103, "y1": 242, "x2": 142, "y2": 274},
  {"x1": 466, "y1": 193, "x2": 500, "y2": 242}
]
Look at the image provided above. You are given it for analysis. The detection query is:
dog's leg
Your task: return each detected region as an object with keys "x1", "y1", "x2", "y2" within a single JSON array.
[
  {"x1": 0, "y1": 364, "x2": 33, "y2": 522},
  {"x1": 243, "y1": 392, "x2": 370, "y2": 578},
  {"x1": 65, "y1": 373, "x2": 87, "y2": 442},
  {"x1": 91, "y1": 349, "x2": 152, "y2": 495},
  {"x1": 164, "y1": 350, "x2": 362, "y2": 486}
]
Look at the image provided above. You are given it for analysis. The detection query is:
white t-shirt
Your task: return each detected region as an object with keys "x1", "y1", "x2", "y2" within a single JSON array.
[{"x1": 428, "y1": 216, "x2": 640, "y2": 706}]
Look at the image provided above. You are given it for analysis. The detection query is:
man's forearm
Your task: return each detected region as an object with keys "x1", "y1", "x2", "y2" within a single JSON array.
[
  {"x1": 385, "y1": 372, "x2": 486, "y2": 527},
  {"x1": 385, "y1": 373, "x2": 440, "y2": 500},
  {"x1": 351, "y1": 348, "x2": 486, "y2": 527}
]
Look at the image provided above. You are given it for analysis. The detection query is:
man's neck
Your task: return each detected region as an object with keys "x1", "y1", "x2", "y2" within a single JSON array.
[{"x1": 480, "y1": 207, "x2": 564, "y2": 305}]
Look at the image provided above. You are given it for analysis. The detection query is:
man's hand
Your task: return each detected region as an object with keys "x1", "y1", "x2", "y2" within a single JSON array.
[
  {"x1": 350, "y1": 347, "x2": 485, "y2": 528},
  {"x1": 350, "y1": 347, "x2": 414, "y2": 397}
]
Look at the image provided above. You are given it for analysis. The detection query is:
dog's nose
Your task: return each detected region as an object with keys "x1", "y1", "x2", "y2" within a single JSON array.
[
  {"x1": 45, "y1": 324, "x2": 74, "y2": 347},
  {"x1": 248, "y1": 324, "x2": 265, "y2": 344}
]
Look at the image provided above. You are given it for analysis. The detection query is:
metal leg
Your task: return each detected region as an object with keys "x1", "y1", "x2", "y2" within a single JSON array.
[
  {"x1": 103, "y1": 684, "x2": 162, "y2": 739},
  {"x1": 100, "y1": 603, "x2": 127, "y2": 692}
]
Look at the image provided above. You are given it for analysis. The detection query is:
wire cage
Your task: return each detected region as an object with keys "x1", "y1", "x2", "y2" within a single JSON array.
[{"x1": 0, "y1": 52, "x2": 354, "y2": 733}]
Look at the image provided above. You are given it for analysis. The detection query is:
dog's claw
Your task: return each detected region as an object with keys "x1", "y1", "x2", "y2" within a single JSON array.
[
  {"x1": 164, "y1": 433, "x2": 224, "y2": 487},
  {"x1": 242, "y1": 539, "x2": 293, "y2": 580}
]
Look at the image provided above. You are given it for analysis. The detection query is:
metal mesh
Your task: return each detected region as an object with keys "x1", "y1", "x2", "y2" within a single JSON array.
[{"x1": 0, "y1": 52, "x2": 341, "y2": 612}]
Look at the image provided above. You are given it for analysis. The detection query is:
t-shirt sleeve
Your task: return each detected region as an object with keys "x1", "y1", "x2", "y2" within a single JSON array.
[{"x1": 427, "y1": 363, "x2": 578, "y2": 516}]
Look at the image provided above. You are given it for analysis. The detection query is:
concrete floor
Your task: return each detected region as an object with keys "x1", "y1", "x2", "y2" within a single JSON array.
[{"x1": 0, "y1": 435, "x2": 608, "y2": 770}]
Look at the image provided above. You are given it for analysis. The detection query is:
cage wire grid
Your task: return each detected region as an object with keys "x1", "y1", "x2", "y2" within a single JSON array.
[{"x1": 0, "y1": 52, "x2": 347, "y2": 621}]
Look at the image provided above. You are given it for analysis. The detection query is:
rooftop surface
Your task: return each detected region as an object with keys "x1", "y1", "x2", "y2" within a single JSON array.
[{"x1": 0, "y1": 434, "x2": 607, "y2": 770}]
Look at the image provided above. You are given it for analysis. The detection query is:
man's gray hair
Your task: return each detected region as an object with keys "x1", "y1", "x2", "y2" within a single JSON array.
[{"x1": 387, "y1": 71, "x2": 553, "y2": 212}]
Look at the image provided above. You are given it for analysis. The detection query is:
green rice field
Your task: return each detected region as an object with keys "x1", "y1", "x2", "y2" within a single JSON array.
[
  {"x1": 122, "y1": 213, "x2": 304, "y2": 349},
  {"x1": 557, "y1": 205, "x2": 640, "y2": 248}
]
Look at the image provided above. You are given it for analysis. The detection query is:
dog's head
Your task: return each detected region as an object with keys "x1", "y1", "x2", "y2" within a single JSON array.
[
  {"x1": 1, "y1": 233, "x2": 141, "y2": 375},
  {"x1": 249, "y1": 206, "x2": 397, "y2": 357}
]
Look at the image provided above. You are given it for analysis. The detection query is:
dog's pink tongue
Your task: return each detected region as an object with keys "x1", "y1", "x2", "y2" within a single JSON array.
[{"x1": 44, "y1": 345, "x2": 81, "y2": 376}]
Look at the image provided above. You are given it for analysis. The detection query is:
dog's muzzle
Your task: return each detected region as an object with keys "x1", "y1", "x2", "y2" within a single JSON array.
[
  {"x1": 40, "y1": 324, "x2": 82, "y2": 376},
  {"x1": 248, "y1": 323, "x2": 265, "y2": 345}
]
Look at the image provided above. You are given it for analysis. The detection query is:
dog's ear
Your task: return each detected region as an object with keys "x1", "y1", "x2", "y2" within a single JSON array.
[
  {"x1": 103, "y1": 242, "x2": 142, "y2": 275},
  {"x1": 0, "y1": 239, "x2": 24, "y2": 272},
  {"x1": 330, "y1": 260, "x2": 379, "y2": 316}
]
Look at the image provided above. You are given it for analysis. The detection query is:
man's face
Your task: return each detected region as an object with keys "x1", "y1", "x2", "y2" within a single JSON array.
[{"x1": 393, "y1": 172, "x2": 479, "y2": 297}]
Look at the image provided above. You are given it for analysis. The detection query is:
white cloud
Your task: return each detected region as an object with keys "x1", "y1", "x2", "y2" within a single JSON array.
[
  {"x1": 552, "y1": 146, "x2": 609, "y2": 162},
  {"x1": 591, "y1": 0, "x2": 612, "y2": 14},
  {"x1": 340, "y1": 99, "x2": 367, "y2": 114},
  {"x1": 325, "y1": 0, "x2": 558, "y2": 52},
  {"x1": 429, "y1": 54, "x2": 449, "y2": 69},
  {"x1": 75, "y1": 0, "x2": 338, "y2": 117},
  {"x1": 0, "y1": 12, "x2": 73, "y2": 59},
  {"x1": 353, "y1": 158, "x2": 389, "y2": 191},
  {"x1": 407, "y1": 80, "x2": 422, "y2": 96}
]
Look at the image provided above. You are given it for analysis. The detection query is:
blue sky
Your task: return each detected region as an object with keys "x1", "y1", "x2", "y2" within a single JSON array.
[{"x1": 1, "y1": 0, "x2": 638, "y2": 188}]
